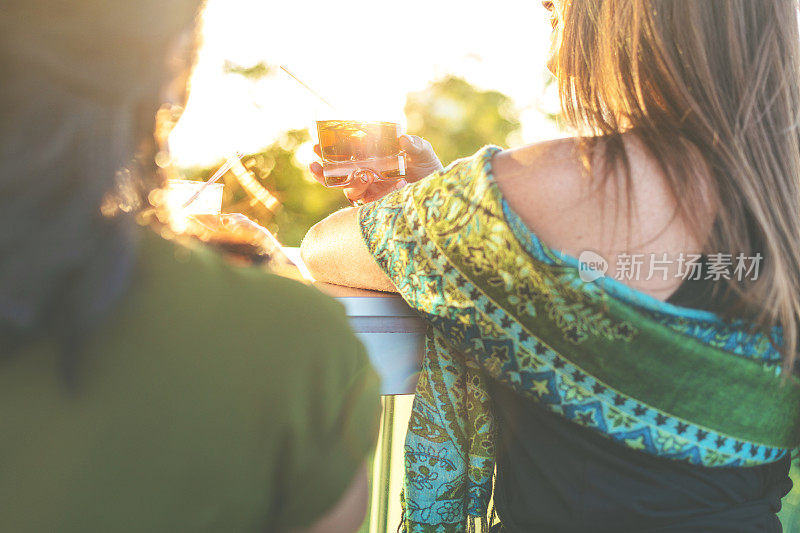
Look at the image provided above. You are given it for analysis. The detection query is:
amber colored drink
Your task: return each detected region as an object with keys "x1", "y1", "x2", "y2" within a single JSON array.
[{"x1": 316, "y1": 120, "x2": 406, "y2": 186}]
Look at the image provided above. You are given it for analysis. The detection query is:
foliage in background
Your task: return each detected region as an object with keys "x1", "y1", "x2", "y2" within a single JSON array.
[
  {"x1": 255, "y1": 130, "x2": 349, "y2": 246},
  {"x1": 222, "y1": 60, "x2": 275, "y2": 80},
  {"x1": 405, "y1": 75, "x2": 521, "y2": 165},
  {"x1": 180, "y1": 74, "x2": 522, "y2": 247},
  {"x1": 780, "y1": 461, "x2": 800, "y2": 532},
  {"x1": 181, "y1": 129, "x2": 348, "y2": 247}
]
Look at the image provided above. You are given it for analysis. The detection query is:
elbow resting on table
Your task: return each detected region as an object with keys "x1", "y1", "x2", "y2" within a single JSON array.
[
  {"x1": 300, "y1": 221, "x2": 325, "y2": 280},
  {"x1": 300, "y1": 217, "x2": 359, "y2": 286},
  {"x1": 300, "y1": 212, "x2": 397, "y2": 292}
]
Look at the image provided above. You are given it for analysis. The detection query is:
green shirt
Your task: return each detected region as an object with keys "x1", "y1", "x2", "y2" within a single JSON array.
[{"x1": 0, "y1": 230, "x2": 381, "y2": 532}]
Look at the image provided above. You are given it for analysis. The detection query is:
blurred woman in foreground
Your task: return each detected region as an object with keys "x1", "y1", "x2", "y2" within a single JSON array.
[
  {"x1": 302, "y1": 0, "x2": 800, "y2": 531},
  {"x1": 0, "y1": 1, "x2": 379, "y2": 531}
]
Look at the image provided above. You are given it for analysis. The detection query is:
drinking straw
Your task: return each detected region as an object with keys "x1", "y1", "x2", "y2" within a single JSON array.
[
  {"x1": 182, "y1": 151, "x2": 243, "y2": 208},
  {"x1": 279, "y1": 65, "x2": 338, "y2": 111}
]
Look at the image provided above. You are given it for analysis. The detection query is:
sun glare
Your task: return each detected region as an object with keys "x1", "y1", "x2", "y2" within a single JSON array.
[{"x1": 169, "y1": 0, "x2": 561, "y2": 168}]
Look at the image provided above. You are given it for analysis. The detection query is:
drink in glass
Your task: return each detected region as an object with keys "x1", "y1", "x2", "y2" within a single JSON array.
[
  {"x1": 164, "y1": 179, "x2": 224, "y2": 217},
  {"x1": 316, "y1": 120, "x2": 406, "y2": 187}
]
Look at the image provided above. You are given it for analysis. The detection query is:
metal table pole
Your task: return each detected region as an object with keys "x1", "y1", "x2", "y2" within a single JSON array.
[
  {"x1": 374, "y1": 395, "x2": 396, "y2": 533},
  {"x1": 280, "y1": 254, "x2": 424, "y2": 532}
]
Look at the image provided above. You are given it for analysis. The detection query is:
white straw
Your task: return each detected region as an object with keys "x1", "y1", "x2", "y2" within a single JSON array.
[
  {"x1": 182, "y1": 151, "x2": 243, "y2": 209},
  {"x1": 279, "y1": 65, "x2": 337, "y2": 111}
]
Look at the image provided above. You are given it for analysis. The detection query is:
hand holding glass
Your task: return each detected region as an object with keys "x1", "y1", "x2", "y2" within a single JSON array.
[{"x1": 316, "y1": 120, "x2": 406, "y2": 187}]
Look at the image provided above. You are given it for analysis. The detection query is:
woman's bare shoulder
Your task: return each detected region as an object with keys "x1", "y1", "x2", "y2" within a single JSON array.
[
  {"x1": 490, "y1": 135, "x2": 702, "y2": 300},
  {"x1": 491, "y1": 137, "x2": 614, "y2": 253},
  {"x1": 492, "y1": 137, "x2": 589, "y2": 210}
]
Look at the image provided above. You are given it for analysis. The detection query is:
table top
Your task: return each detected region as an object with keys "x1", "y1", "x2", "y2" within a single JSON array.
[
  {"x1": 281, "y1": 247, "x2": 412, "y2": 308},
  {"x1": 282, "y1": 248, "x2": 424, "y2": 395}
]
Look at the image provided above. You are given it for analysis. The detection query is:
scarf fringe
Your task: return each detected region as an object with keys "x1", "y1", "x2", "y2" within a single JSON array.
[
  {"x1": 466, "y1": 516, "x2": 489, "y2": 533},
  {"x1": 398, "y1": 460, "x2": 501, "y2": 532},
  {"x1": 397, "y1": 498, "x2": 499, "y2": 532}
]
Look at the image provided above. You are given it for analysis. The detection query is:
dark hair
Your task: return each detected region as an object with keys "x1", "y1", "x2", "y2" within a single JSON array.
[{"x1": 0, "y1": 0, "x2": 203, "y2": 376}]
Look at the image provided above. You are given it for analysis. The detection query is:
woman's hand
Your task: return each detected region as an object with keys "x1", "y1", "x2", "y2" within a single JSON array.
[
  {"x1": 396, "y1": 134, "x2": 445, "y2": 182},
  {"x1": 186, "y1": 213, "x2": 279, "y2": 249},
  {"x1": 309, "y1": 134, "x2": 443, "y2": 205},
  {"x1": 184, "y1": 213, "x2": 296, "y2": 268}
]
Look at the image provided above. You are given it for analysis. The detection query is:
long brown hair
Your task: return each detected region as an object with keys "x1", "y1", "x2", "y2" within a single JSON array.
[{"x1": 555, "y1": 0, "x2": 800, "y2": 368}]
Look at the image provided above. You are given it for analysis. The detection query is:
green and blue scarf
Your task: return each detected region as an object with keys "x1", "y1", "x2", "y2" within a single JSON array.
[{"x1": 358, "y1": 145, "x2": 800, "y2": 533}]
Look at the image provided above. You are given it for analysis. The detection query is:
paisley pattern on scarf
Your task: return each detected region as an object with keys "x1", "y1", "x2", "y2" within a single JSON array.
[{"x1": 358, "y1": 146, "x2": 800, "y2": 533}]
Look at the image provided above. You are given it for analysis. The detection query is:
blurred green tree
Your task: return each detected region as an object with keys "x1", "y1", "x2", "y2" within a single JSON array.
[
  {"x1": 180, "y1": 75, "x2": 523, "y2": 248},
  {"x1": 255, "y1": 129, "x2": 349, "y2": 246},
  {"x1": 404, "y1": 75, "x2": 521, "y2": 165},
  {"x1": 181, "y1": 129, "x2": 347, "y2": 247},
  {"x1": 222, "y1": 60, "x2": 275, "y2": 80}
]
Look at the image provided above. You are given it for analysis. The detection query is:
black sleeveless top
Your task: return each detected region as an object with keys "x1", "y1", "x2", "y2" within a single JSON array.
[{"x1": 490, "y1": 276, "x2": 792, "y2": 532}]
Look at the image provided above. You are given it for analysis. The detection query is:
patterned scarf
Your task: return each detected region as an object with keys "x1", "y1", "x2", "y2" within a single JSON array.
[{"x1": 358, "y1": 146, "x2": 800, "y2": 533}]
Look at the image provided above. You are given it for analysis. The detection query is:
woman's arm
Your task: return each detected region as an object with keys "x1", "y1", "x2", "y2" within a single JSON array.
[
  {"x1": 302, "y1": 134, "x2": 442, "y2": 292},
  {"x1": 300, "y1": 207, "x2": 397, "y2": 292}
]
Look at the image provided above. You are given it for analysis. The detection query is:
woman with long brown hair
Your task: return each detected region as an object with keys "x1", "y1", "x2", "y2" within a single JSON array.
[{"x1": 301, "y1": 0, "x2": 800, "y2": 530}]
